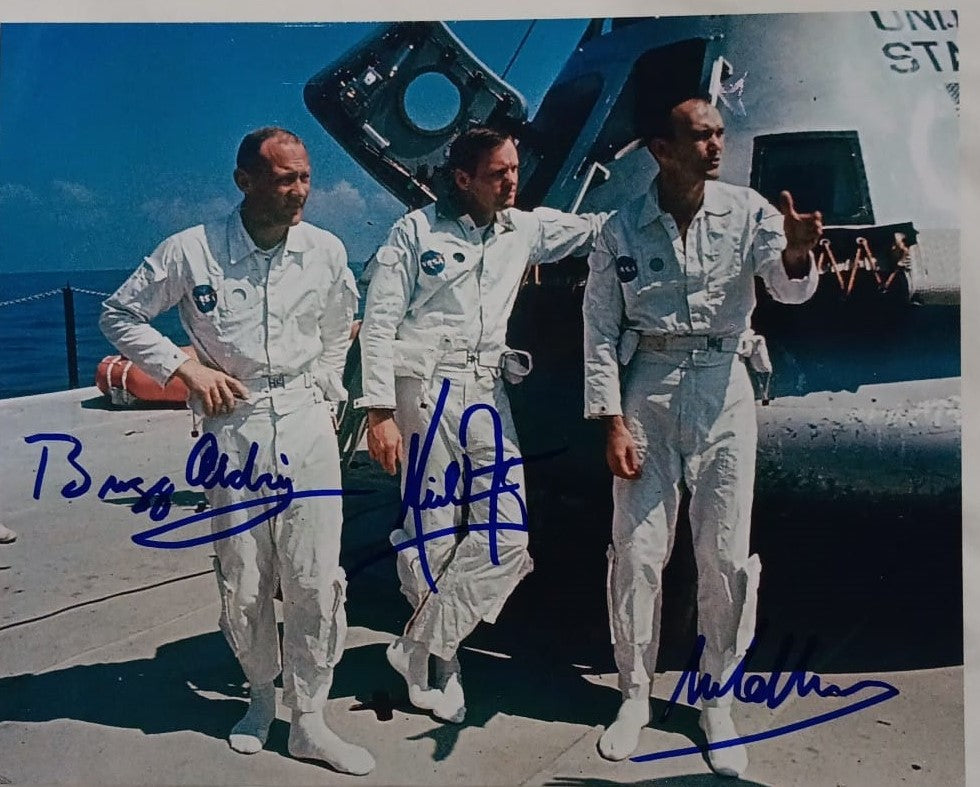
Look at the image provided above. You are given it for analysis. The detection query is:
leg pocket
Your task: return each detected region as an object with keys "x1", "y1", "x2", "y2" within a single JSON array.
[
  {"x1": 605, "y1": 544, "x2": 618, "y2": 646},
  {"x1": 324, "y1": 569, "x2": 348, "y2": 668},
  {"x1": 213, "y1": 554, "x2": 243, "y2": 653}
]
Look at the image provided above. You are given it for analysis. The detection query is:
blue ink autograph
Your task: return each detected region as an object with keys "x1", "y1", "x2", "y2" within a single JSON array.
[
  {"x1": 23, "y1": 432, "x2": 356, "y2": 549},
  {"x1": 393, "y1": 377, "x2": 530, "y2": 594},
  {"x1": 631, "y1": 631, "x2": 900, "y2": 763},
  {"x1": 24, "y1": 380, "x2": 545, "y2": 581}
]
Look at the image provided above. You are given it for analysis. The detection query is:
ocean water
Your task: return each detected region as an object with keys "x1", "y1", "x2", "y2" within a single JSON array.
[{"x1": 0, "y1": 270, "x2": 190, "y2": 400}]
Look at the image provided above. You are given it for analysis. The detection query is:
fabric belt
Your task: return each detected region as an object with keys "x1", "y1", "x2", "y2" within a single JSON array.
[
  {"x1": 636, "y1": 334, "x2": 741, "y2": 353},
  {"x1": 239, "y1": 370, "x2": 314, "y2": 393},
  {"x1": 437, "y1": 349, "x2": 506, "y2": 368},
  {"x1": 436, "y1": 347, "x2": 533, "y2": 384}
]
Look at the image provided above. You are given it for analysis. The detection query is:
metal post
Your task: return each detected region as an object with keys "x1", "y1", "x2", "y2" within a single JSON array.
[{"x1": 63, "y1": 283, "x2": 79, "y2": 389}]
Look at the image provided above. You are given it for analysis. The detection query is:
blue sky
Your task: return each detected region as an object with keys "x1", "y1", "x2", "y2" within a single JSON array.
[{"x1": 0, "y1": 20, "x2": 588, "y2": 272}]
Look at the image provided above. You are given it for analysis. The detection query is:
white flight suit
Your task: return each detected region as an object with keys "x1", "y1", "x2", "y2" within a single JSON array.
[
  {"x1": 583, "y1": 180, "x2": 817, "y2": 699},
  {"x1": 358, "y1": 202, "x2": 606, "y2": 660},
  {"x1": 101, "y1": 208, "x2": 358, "y2": 712}
]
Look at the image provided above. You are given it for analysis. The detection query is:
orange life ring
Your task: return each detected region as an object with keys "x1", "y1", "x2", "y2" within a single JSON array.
[{"x1": 96, "y1": 347, "x2": 197, "y2": 405}]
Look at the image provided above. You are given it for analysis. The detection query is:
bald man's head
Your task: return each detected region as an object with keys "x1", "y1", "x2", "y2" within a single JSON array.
[{"x1": 647, "y1": 98, "x2": 725, "y2": 181}]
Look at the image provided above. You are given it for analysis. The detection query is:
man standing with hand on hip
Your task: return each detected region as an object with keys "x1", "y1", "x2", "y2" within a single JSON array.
[
  {"x1": 583, "y1": 95, "x2": 822, "y2": 776},
  {"x1": 101, "y1": 127, "x2": 374, "y2": 775},
  {"x1": 358, "y1": 126, "x2": 607, "y2": 725}
]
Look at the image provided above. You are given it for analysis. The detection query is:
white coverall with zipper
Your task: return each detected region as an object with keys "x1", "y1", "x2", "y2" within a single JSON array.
[
  {"x1": 101, "y1": 208, "x2": 358, "y2": 713},
  {"x1": 358, "y1": 202, "x2": 606, "y2": 660},
  {"x1": 583, "y1": 180, "x2": 817, "y2": 699}
]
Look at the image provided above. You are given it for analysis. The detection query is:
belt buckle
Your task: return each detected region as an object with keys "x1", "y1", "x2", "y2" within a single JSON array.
[
  {"x1": 706, "y1": 336, "x2": 723, "y2": 352},
  {"x1": 267, "y1": 373, "x2": 286, "y2": 389}
]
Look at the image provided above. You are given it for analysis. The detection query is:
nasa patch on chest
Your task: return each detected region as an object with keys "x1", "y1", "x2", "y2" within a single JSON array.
[
  {"x1": 616, "y1": 256, "x2": 638, "y2": 283},
  {"x1": 192, "y1": 284, "x2": 218, "y2": 313},
  {"x1": 419, "y1": 249, "x2": 446, "y2": 275}
]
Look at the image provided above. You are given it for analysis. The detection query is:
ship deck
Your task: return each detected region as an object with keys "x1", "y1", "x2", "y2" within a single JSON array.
[{"x1": 0, "y1": 387, "x2": 965, "y2": 786}]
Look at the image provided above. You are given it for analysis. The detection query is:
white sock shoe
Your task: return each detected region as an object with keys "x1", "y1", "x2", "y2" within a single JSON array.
[
  {"x1": 699, "y1": 705, "x2": 748, "y2": 778},
  {"x1": 431, "y1": 672, "x2": 466, "y2": 723},
  {"x1": 386, "y1": 638, "x2": 444, "y2": 711},
  {"x1": 598, "y1": 697, "x2": 649, "y2": 761},
  {"x1": 288, "y1": 709, "x2": 375, "y2": 776},
  {"x1": 228, "y1": 682, "x2": 276, "y2": 754}
]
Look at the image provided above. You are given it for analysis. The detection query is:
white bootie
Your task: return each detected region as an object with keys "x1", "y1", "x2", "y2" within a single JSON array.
[
  {"x1": 598, "y1": 697, "x2": 649, "y2": 761},
  {"x1": 0, "y1": 524, "x2": 17, "y2": 544},
  {"x1": 699, "y1": 705, "x2": 748, "y2": 778},
  {"x1": 228, "y1": 682, "x2": 276, "y2": 754},
  {"x1": 386, "y1": 638, "x2": 444, "y2": 711},
  {"x1": 431, "y1": 672, "x2": 466, "y2": 723},
  {"x1": 288, "y1": 709, "x2": 375, "y2": 776}
]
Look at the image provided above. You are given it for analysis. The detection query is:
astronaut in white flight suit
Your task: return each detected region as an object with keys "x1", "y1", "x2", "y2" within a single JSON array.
[
  {"x1": 583, "y1": 98, "x2": 823, "y2": 776},
  {"x1": 358, "y1": 126, "x2": 607, "y2": 723},
  {"x1": 100, "y1": 128, "x2": 374, "y2": 776}
]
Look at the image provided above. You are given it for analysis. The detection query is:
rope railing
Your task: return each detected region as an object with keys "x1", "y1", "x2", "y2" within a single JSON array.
[
  {"x1": 71, "y1": 287, "x2": 113, "y2": 299},
  {"x1": 0, "y1": 288, "x2": 63, "y2": 308},
  {"x1": 0, "y1": 286, "x2": 110, "y2": 308}
]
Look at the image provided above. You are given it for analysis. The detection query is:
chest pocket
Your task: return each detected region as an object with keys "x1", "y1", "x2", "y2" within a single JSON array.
[
  {"x1": 215, "y1": 265, "x2": 265, "y2": 337},
  {"x1": 293, "y1": 288, "x2": 323, "y2": 337},
  {"x1": 701, "y1": 209, "x2": 746, "y2": 281}
]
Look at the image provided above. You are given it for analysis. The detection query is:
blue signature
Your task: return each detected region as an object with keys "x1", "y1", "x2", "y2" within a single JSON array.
[
  {"x1": 24, "y1": 380, "x2": 538, "y2": 576},
  {"x1": 631, "y1": 631, "x2": 900, "y2": 763},
  {"x1": 393, "y1": 377, "x2": 530, "y2": 594},
  {"x1": 23, "y1": 432, "x2": 355, "y2": 549}
]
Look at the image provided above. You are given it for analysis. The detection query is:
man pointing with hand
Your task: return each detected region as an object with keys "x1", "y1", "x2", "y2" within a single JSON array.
[{"x1": 583, "y1": 95, "x2": 822, "y2": 775}]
